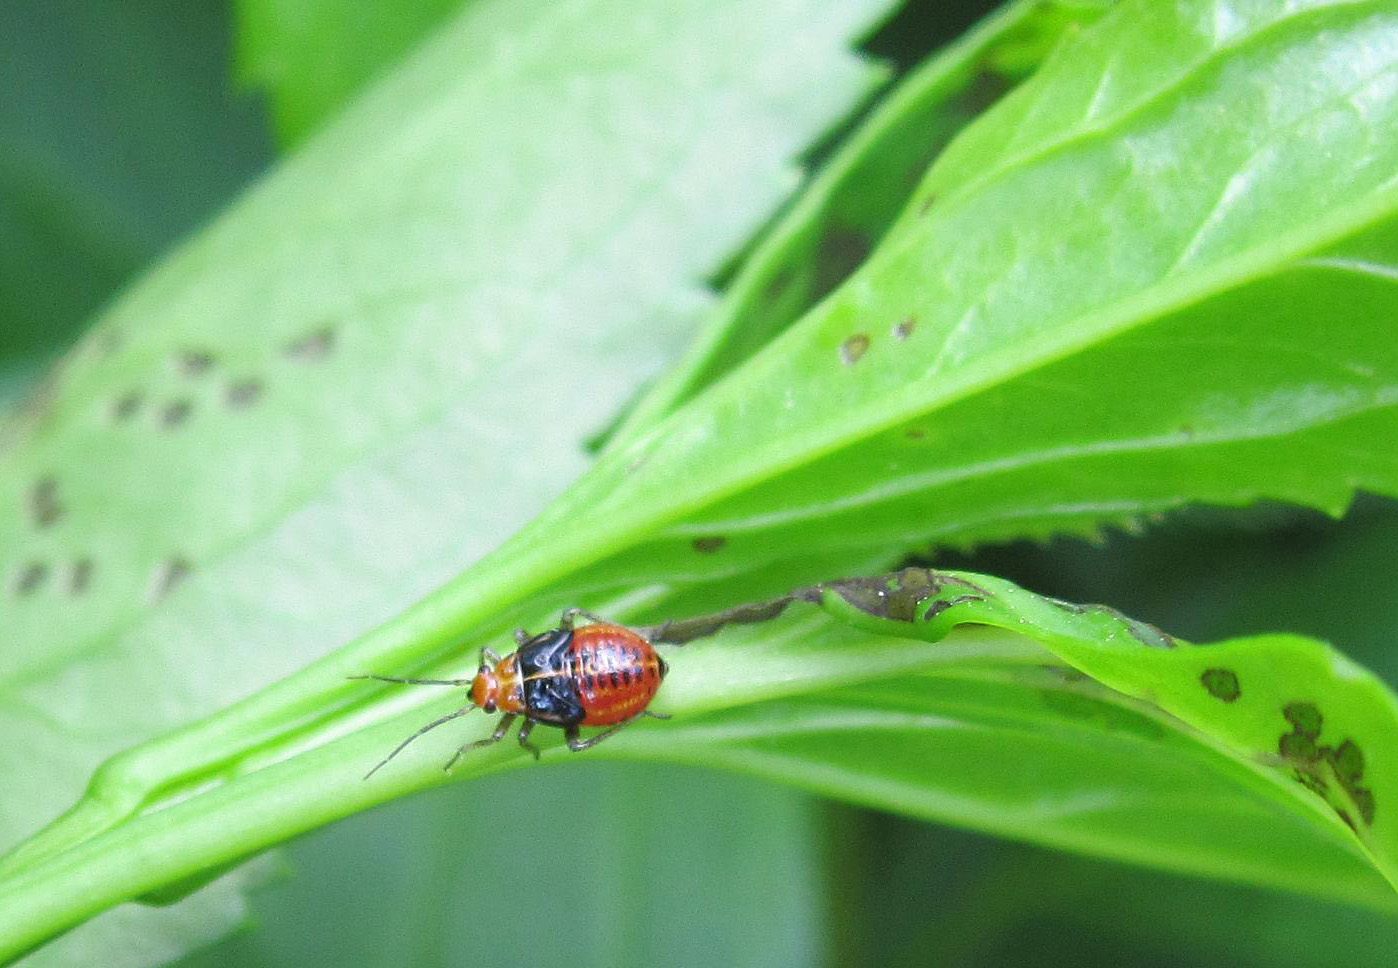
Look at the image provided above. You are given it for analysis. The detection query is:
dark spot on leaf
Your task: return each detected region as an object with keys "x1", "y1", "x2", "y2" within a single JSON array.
[
  {"x1": 761, "y1": 265, "x2": 797, "y2": 305},
  {"x1": 918, "y1": 194, "x2": 936, "y2": 215},
  {"x1": 1280, "y1": 731, "x2": 1320, "y2": 763},
  {"x1": 176, "y1": 349, "x2": 215, "y2": 375},
  {"x1": 69, "y1": 559, "x2": 93, "y2": 595},
  {"x1": 112, "y1": 391, "x2": 143, "y2": 422},
  {"x1": 1283, "y1": 702, "x2": 1323, "y2": 738},
  {"x1": 904, "y1": 427, "x2": 927, "y2": 440},
  {"x1": 161, "y1": 399, "x2": 193, "y2": 428},
  {"x1": 13, "y1": 561, "x2": 48, "y2": 596},
  {"x1": 1293, "y1": 767, "x2": 1329, "y2": 796},
  {"x1": 30, "y1": 476, "x2": 63, "y2": 528},
  {"x1": 1324, "y1": 739, "x2": 1376, "y2": 825},
  {"x1": 151, "y1": 557, "x2": 192, "y2": 601},
  {"x1": 1329, "y1": 738, "x2": 1364, "y2": 785},
  {"x1": 1352, "y1": 788, "x2": 1377, "y2": 826},
  {"x1": 1277, "y1": 704, "x2": 1376, "y2": 825},
  {"x1": 814, "y1": 225, "x2": 871, "y2": 301},
  {"x1": 1200, "y1": 668, "x2": 1240, "y2": 702},
  {"x1": 840, "y1": 333, "x2": 870, "y2": 365},
  {"x1": 1279, "y1": 702, "x2": 1323, "y2": 762},
  {"x1": 691, "y1": 536, "x2": 726, "y2": 554},
  {"x1": 824, "y1": 568, "x2": 958, "y2": 623},
  {"x1": 1179, "y1": 424, "x2": 1195, "y2": 439},
  {"x1": 283, "y1": 327, "x2": 335, "y2": 362},
  {"x1": 226, "y1": 379, "x2": 263, "y2": 409},
  {"x1": 893, "y1": 316, "x2": 915, "y2": 341}
]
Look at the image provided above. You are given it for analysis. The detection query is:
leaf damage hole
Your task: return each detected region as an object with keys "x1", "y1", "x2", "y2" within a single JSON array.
[
  {"x1": 176, "y1": 349, "x2": 215, "y2": 376},
  {"x1": 12, "y1": 561, "x2": 48, "y2": 597},
  {"x1": 1199, "y1": 667, "x2": 1240, "y2": 702},
  {"x1": 283, "y1": 327, "x2": 336, "y2": 362},
  {"x1": 29, "y1": 476, "x2": 63, "y2": 529},
  {"x1": 161, "y1": 399, "x2": 194, "y2": 429},
  {"x1": 111, "y1": 391, "x2": 143, "y2": 422},
  {"x1": 150, "y1": 556, "x2": 192, "y2": 602},
  {"x1": 893, "y1": 316, "x2": 916, "y2": 341},
  {"x1": 840, "y1": 333, "x2": 870, "y2": 365},
  {"x1": 226, "y1": 378, "x2": 263, "y2": 410},
  {"x1": 692, "y1": 536, "x2": 727, "y2": 554},
  {"x1": 68, "y1": 558, "x2": 93, "y2": 595}
]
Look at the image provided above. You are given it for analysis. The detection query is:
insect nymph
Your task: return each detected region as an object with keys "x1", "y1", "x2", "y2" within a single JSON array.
[{"x1": 354, "y1": 609, "x2": 669, "y2": 778}]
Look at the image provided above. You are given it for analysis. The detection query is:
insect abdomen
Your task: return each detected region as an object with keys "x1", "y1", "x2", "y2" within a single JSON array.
[{"x1": 569, "y1": 624, "x2": 667, "y2": 726}]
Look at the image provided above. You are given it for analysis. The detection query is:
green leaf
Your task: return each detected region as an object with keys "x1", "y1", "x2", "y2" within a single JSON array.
[
  {"x1": 235, "y1": 0, "x2": 470, "y2": 147},
  {"x1": 171, "y1": 765, "x2": 825, "y2": 968},
  {"x1": 0, "y1": 0, "x2": 270, "y2": 405},
  {"x1": 9, "y1": 0, "x2": 1398, "y2": 958},
  {"x1": 610, "y1": 0, "x2": 1113, "y2": 442},
  {"x1": 0, "y1": 0, "x2": 897, "y2": 961}
]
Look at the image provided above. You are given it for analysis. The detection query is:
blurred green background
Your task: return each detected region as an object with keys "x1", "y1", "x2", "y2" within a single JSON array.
[{"x1": 5, "y1": 1, "x2": 1397, "y2": 965}]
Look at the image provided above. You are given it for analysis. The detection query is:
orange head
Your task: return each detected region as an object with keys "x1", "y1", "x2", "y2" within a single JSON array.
[{"x1": 470, "y1": 663, "x2": 499, "y2": 713}]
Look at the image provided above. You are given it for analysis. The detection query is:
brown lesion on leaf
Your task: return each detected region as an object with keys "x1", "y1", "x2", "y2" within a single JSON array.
[
  {"x1": 12, "y1": 561, "x2": 49, "y2": 597},
  {"x1": 111, "y1": 391, "x2": 143, "y2": 422},
  {"x1": 68, "y1": 558, "x2": 93, "y2": 595},
  {"x1": 175, "y1": 349, "x2": 215, "y2": 376},
  {"x1": 840, "y1": 333, "x2": 870, "y2": 365},
  {"x1": 893, "y1": 316, "x2": 916, "y2": 341},
  {"x1": 150, "y1": 556, "x2": 192, "y2": 602},
  {"x1": 824, "y1": 568, "x2": 988, "y2": 624},
  {"x1": 160, "y1": 399, "x2": 193, "y2": 429},
  {"x1": 29, "y1": 476, "x2": 63, "y2": 529},
  {"x1": 691, "y1": 536, "x2": 726, "y2": 554},
  {"x1": 1199, "y1": 667, "x2": 1240, "y2": 702},
  {"x1": 283, "y1": 326, "x2": 336, "y2": 362},
  {"x1": 226, "y1": 378, "x2": 264, "y2": 410},
  {"x1": 1277, "y1": 702, "x2": 1376, "y2": 827}
]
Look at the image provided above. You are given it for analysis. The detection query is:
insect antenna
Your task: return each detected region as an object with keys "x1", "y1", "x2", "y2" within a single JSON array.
[
  {"x1": 349, "y1": 674, "x2": 470, "y2": 687},
  {"x1": 362, "y1": 707, "x2": 473, "y2": 780}
]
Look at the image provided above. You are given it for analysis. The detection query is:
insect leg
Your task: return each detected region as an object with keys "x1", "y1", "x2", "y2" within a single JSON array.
[
  {"x1": 558, "y1": 607, "x2": 611, "y2": 631},
  {"x1": 516, "y1": 719, "x2": 541, "y2": 761},
  {"x1": 565, "y1": 715, "x2": 644, "y2": 752},
  {"x1": 481, "y1": 646, "x2": 503, "y2": 664},
  {"x1": 362, "y1": 707, "x2": 471, "y2": 780},
  {"x1": 443, "y1": 713, "x2": 516, "y2": 772}
]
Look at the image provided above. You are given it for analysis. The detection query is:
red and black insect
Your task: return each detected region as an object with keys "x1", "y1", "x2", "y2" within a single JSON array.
[{"x1": 354, "y1": 609, "x2": 669, "y2": 778}]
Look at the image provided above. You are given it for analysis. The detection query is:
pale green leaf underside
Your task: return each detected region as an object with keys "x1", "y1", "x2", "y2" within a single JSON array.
[
  {"x1": 0, "y1": 0, "x2": 899, "y2": 962},
  {"x1": 6, "y1": 0, "x2": 1398, "y2": 960}
]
